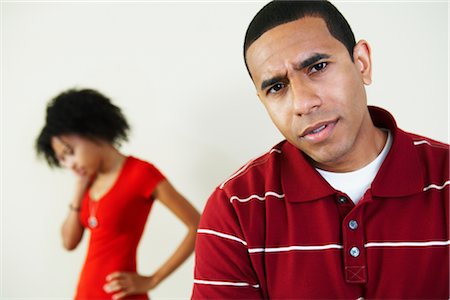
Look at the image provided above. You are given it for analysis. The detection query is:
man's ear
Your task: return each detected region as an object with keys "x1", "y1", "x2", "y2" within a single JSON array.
[{"x1": 353, "y1": 40, "x2": 372, "y2": 85}]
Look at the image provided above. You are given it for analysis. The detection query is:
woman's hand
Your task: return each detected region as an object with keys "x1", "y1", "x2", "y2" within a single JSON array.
[
  {"x1": 75, "y1": 174, "x2": 91, "y2": 192},
  {"x1": 104, "y1": 271, "x2": 159, "y2": 300},
  {"x1": 60, "y1": 175, "x2": 91, "y2": 250}
]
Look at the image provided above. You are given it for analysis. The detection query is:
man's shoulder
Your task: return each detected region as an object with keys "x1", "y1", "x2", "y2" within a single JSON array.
[
  {"x1": 401, "y1": 130, "x2": 449, "y2": 164},
  {"x1": 217, "y1": 140, "x2": 287, "y2": 196},
  {"x1": 202, "y1": 141, "x2": 288, "y2": 227},
  {"x1": 399, "y1": 130, "x2": 449, "y2": 184},
  {"x1": 404, "y1": 131, "x2": 449, "y2": 151}
]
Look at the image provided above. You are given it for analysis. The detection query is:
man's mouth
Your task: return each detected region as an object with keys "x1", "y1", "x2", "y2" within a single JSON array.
[
  {"x1": 310, "y1": 124, "x2": 327, "y2": 134},
  {"x1": 300, "y1": 119, "x2": 338, "y2": 142}
]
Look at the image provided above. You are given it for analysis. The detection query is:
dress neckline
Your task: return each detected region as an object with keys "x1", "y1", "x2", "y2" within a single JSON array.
[{"x1": 88, "y1": 155, "x2": 131, "y2": 202}]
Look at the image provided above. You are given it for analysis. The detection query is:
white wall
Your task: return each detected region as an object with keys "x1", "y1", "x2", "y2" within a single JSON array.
[{"x1": 1, "y1": 1, "x2": 447, "y2": 299}]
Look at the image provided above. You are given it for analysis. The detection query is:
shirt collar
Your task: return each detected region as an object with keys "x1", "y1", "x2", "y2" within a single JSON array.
[
  {"x1": 281, "y1": 106, "x2": 424, "y2": 203},
  {"x1": 369, "y1": 106, "x2": 424, "y2": 198}
]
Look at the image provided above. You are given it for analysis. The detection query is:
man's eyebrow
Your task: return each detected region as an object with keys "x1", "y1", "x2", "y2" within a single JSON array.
[
  {"x1": 298, "y1": 53, "x2": 330, "y2": 69},
  {"x1": 260, "y1": 53, "x2": 331, "y2": 91},
  {"x1": 261, "y1": 75, "x2": 286, "y2": 91}
]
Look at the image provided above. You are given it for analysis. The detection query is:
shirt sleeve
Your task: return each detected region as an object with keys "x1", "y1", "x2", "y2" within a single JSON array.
[
  {"x1": 142, "y1": 162, "x2": 166, "y2": 200},
  {"x1": 192, "y1": 188, "x2": 263, "y2": 299}
]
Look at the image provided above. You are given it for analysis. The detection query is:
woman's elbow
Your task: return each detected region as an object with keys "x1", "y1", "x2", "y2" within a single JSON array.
[
  {"x1": 62, "y1": 235, "x2": 82, "y2": 251},
  {"x1": 62, "y1": 237, "x2": 80, "y2": 251},
  {"x1": 188, "y1": 215, "x2": 200, "y2": 233}
]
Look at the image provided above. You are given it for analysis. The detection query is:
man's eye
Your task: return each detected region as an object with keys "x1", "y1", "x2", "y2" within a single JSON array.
[
  {"x1": 310, "y1": 62, "x2": 328, "y2": 74},
  {"x1": 268, "y1": 83, "x2": 285, "y2": 94}
]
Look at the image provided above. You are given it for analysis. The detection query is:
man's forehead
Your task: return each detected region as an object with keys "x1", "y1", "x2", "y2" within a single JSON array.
[{"x1": 246, "y1": 17, "x2": 336, "y2": 83}]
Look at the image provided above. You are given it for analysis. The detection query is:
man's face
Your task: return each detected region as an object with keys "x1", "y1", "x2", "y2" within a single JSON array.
[{"x1": 246, "y1": 17, "x2": 374, "y2": 172}]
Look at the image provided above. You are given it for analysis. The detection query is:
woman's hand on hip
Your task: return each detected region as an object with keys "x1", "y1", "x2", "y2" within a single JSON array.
[{"x1": 104, "y1": 271, "x2": 159, "y2": 300}]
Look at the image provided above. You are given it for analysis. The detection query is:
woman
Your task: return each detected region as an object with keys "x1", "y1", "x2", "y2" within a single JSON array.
[{"x1": 36, "y1": 88, "x2": 201, "y2": 299}]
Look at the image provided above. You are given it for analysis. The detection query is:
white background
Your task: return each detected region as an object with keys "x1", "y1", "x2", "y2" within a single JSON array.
[{"x1": 1, "y1": 1, "x2": 448, "y2": 299}]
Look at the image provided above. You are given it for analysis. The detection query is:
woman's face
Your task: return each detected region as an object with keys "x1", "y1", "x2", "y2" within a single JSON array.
[{"x1": 51, "y1": 134, "x2": 104, "y2": 177}]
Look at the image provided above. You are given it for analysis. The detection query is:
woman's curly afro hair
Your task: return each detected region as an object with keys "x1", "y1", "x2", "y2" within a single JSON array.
[{"x1": 36, "y1": 88, "x2": 130, "y2": 167}]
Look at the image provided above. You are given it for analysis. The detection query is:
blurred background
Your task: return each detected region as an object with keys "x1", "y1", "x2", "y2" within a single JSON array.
[{"x1": 1, "y1": 1, "x2": 448, "y2": 299}]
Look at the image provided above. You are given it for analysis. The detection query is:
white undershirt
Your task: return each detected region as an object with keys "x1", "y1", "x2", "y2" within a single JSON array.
[{"x1": 316, "y1": 130, "x2": 392, "y2": 205}]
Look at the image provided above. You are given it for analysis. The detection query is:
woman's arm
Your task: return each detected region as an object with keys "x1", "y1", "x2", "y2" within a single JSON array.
[
  {"x1": 148, "y1": 179, "x2": 201, "y2": 286},
  {"x1": 60, "y1": 176, "x2": 88, "y2": 250},
  {"x1": 104, "y1": 179, "x2": 201, "y2": 299}
]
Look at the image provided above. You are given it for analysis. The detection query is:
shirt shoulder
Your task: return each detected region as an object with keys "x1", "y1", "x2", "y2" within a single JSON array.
[
  {"x1": 402, "y1": 130, "x2": 449, "y2": 188},
  {"x1": 201, "y1": 141, "x2": 287, "y2": 229},
  {"x1": 218, "y1": 141, "x2": 286, "y2": 197},
  {"x1": 407, "y1": 131, "x2": 448, "y2": 150},
  {"x1": 126, "y1": 156, "x2": 165, "y2": 177},
  {"x1": 125, "y1": 156, "x2": 166, "y2": 198}
]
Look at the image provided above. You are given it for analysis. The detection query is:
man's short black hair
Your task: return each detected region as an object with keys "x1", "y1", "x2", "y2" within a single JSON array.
[
  {"x1": 36, "y1": 88, "x2": 130, "y2": 167},
  {"x1": 244, "y1": 0, "x2": 356, "y2": 75}
]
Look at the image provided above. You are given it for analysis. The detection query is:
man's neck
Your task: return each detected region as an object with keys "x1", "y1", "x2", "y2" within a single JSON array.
[{"x1": 314, "y1": 125, "x2": 388, "y2": 173}]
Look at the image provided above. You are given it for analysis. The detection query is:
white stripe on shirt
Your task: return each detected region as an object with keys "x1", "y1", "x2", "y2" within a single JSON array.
[
  {"x1": 247, "y1": 241, "x2": 450, "y2": 254},
  {"x1": 269, "y1": 148, "x2": 282, "y2": 154},
  {"x1": 219, "y1": 148, "x2": 281, "y2": 189},
  {"x1": 248, "y1": 244, "x2": 344, "y2": 253},
  {"x1": 230, "y1": 191, "x2": 285, "y2": 203},
  {"x1": 197, "y1": 228, "x2": 247, "y2": 246},
  {"x1": 365, "y1": 240, "x2": 450, "y2": 248},
  {"x1": 194, "y1": 279, "x2": 260, "y2": 288},
  {"x1": 423, "y1": 181, "x2": 450, "y2": 191},
  {"x1": 413, "y1": 140, "x2": 431, "y2": 146},
  {"x1": 199, "y1": 223, "x2": 449, "y2": 251},
  {"x1": 219, "y1": 160, "x2": 253, "y2": 190}
]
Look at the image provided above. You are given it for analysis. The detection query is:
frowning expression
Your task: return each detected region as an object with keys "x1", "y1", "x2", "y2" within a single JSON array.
[{"x1": 246, "y1": 17, "x2": 373, "y2": 171}]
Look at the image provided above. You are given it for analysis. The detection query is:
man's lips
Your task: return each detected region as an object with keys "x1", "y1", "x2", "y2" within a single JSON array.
[{"x1": 300, "y1": 119, "x2": 338, "y2": 140}]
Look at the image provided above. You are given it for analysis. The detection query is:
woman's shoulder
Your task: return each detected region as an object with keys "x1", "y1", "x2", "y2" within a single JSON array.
[
  {"x1": 126, "y1": 156, "x2": 165, "y2": 178},
  {"x1": 127, "y1": 155, "x2": 151, "y2": 166}
]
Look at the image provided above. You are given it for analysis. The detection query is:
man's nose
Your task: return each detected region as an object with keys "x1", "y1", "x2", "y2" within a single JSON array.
[{"x1": 290, "y1": 79, "x2": 322, "y2": 116}]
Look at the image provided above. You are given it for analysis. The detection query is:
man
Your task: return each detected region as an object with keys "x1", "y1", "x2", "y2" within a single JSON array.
[{"x1": 192, "y1": 1, "x2": 449, "y2": 299}]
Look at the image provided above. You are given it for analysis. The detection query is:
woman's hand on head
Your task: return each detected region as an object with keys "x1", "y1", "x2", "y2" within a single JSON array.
[
  {"x1": 104, "y1": 271, "x2": 159, "y2": 299},
  {"x1": 71, "y1": 175, "x2": 92, "y2": 202},
  {"x1": 76, "y1": 174, "x2": 92, "y2": 190}
]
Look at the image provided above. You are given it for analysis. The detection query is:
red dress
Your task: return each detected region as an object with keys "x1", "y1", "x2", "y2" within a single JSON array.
[{"x1": 75, "y1": 156, "x2": 165, "y2": 299}]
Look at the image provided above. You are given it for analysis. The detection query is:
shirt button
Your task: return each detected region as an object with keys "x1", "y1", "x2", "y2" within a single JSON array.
[
  {"x1": 338, "y1": 196, "x2": 347, "y2": 204},
  {"x1": 349, "y1": 220, "x2": 358, "y2": 230},
  {"x1": 350, "y1": 247, "x2": 360, "y2": 257}
]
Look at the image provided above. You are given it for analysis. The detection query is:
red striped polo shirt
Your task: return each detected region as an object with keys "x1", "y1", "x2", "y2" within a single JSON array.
[{"x1": 192, "y1": 106, "x2": 449, "y2": 299}]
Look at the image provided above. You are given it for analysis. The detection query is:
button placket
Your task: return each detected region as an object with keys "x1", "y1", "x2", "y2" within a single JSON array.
[
  {"x1": 349, "y1": 220, "x2": 358, "y2": 230},
  {"x1": 338, "y1": 196, "x2": 348, "y2": 204},
  {"x1": 342, "y1": 205, "x2": 367, "y2": 284},
  {"x1": 349, "y1": 246, "x2": 360, "y2": 257},
  {"x1": 336, "y1": 194, "x2": 354, "y2": 218}
]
